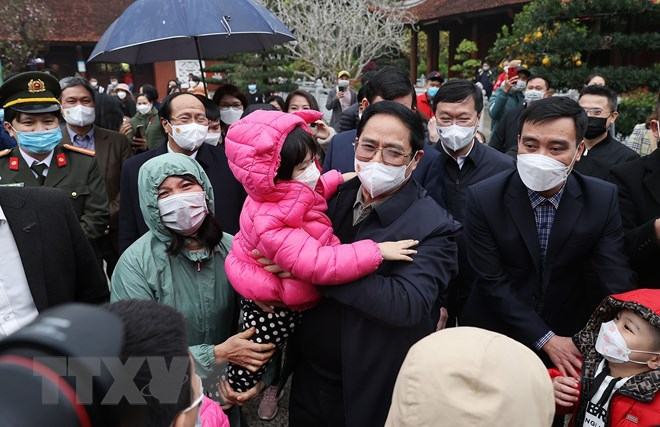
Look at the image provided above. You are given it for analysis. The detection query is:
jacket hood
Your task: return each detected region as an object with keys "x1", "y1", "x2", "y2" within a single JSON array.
[
  {"x1": 385, "y1": 327, "x2": 555, "y2": 427},
  {"x1": 224, "y1": 109, "x2": 323, "y2": 202},
  {"x1": 574, "y1": 289, "x2": 660, "y2": 403},
  {"x1": 137, "y1": 153, "x2": 214, "y2": 244}
]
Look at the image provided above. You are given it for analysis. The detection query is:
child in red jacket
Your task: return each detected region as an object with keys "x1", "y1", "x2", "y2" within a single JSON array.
[{"x1": 550, "y1": 289, "x2": 660, "y2": 426}]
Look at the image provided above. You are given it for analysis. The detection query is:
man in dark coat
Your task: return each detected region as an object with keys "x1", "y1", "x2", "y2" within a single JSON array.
[
  {"x1": 426, "y1": 80, "x2": 515, "y2": 326},
  {"x1": 288, "y1": 101, "x2": 460, "y2": 427},
  {"x1": 0, "y1": 186, "x2": 109, "y2": 335},
  {"x1": 575, "y1": 85, "x2": 639, "y2": 180},
  {"x1": 608, "y1": 97, "x2": 660, "y2": 288},
  {"x1": 118, "y1": 92, "x2": 246, "y2": 253},
  {"x1": 461, "y1": 97, "x2": 636, "y2": 379}
]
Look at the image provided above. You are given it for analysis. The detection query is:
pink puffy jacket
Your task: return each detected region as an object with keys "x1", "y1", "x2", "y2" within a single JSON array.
[{"x1": 224, "y1": 110, "x2": 383, "y2": 310}]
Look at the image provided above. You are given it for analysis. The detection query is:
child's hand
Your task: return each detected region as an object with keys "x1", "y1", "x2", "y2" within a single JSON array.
[
  {"x1": 553, "y1": 376, "x2": 580, "y2": 407},
  {"x1": 378, "y1": 240, "x2": 419, "y2": 262}
]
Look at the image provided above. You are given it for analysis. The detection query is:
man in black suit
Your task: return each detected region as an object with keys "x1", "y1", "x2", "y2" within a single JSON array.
[
  {"x1": 461, "y1": 97, "x2": 636, "y2": 378},
  {"x1": 0, "y1": 186, "x2": 109, "y2": 336},
  {"x1": 322, "y1": 66, "x2": 444, "y2": 206},
  {"x1": 285, "y1": 102, "x2": 460, "y2": 427},
  {"x1": 118, "y1": 92, "x2": 246, "y2": 253},
  {"x1": 608, "y1": 95, "x2": 660, "y2": 288}
]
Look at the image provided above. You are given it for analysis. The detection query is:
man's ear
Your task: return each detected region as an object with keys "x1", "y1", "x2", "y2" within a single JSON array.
[
  {"x1": 651, "y1": 119, "x2": 659, "y2": 140},
  {"x1": 609, "y1": 111, "x2": 619, "y2": 125},
  {"x1": 360, "y1": 98, "x2": 369, "y2": 113},
  {"x1": 161, "y1": 118, "x2": 170, "y2": 134}
]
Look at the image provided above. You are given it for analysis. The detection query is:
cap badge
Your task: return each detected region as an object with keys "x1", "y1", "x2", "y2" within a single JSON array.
[{"x1": 28, "y1": 79, "x2": 46, "y2": 93}]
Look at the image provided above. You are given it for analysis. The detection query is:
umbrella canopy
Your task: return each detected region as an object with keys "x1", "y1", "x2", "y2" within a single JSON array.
[{"x1": 88, "y1": 0, "x2": 295, "y2": 64}]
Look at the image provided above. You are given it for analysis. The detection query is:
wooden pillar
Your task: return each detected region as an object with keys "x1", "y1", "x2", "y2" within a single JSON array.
[
  {"x1": 471, "y1": 20, "x2": 480, "y2": 60},
  {"x1": 426, "y1": 26, "x2": 439, "y2": 73},
  {"x1": 409, "y1": 29, "x2": 419, "y2": 83},
  {"x1": 448, "y1": 27, "x2": 458, "y2": 78}
]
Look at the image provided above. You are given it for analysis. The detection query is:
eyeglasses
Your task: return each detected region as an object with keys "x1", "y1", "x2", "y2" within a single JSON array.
[
  {"x1": 436, "y1": 116, "x2": 477, "y2": 127},
  {"x1": 171, "y1": 114, "x2": 209, "y2": 125},
  {"x1": 353, "y1": 141, "x2": 416, "y2": 166},
  {"x1": 219, "y1": 103, "x2": 243, "y2": 110},
  {"x1": 582, "y1": 108, "x2": 613, "y2": 117}
]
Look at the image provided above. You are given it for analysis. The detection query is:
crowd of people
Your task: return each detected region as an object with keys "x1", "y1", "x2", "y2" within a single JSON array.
[{"x1": 0, "y1": 61, "x2": 658, "y2": 427}]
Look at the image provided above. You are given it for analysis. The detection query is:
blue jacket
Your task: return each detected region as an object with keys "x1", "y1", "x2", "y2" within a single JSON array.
[
  {"x1": 322, "y1": 129, "x2": 445, "y2": 206},
  {"x1": 118, "y1": 141, "x2": 246, "y2": 253}
]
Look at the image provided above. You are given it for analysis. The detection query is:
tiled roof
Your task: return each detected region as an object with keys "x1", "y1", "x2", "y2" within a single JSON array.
[
  {"x1": 409, "y1": 0, "x2": 530, "y2": 22},
  {"x1": 43, "y1": 0, "x2": 134, "y2": 42}
]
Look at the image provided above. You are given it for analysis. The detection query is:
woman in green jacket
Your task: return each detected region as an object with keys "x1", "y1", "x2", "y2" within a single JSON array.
[
  {"x1": 111, "y1": 153, "x2": 274, "y2": 421},
  {"x1": 126, "y1": 93, "x2": 167, "y2": 151}
]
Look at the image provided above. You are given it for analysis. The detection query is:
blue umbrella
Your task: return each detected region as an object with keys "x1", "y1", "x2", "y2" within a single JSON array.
[{"x1": 88, "y1": 0, "x2": 295, "y2": 91}]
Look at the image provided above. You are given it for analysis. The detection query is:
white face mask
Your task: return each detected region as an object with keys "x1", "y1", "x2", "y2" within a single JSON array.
[
  {"x1": 437, "y1": 124, "x2": 476, "y2": 151},
  {"x1": 220, "y1": 107, "x2": 243, "y2": 125},
  {"x1": 512, "y1": 80, "x2": 527, "y2": 92},
  {"x1": 158, "y1": 191, "x2": 208, "y2": 236},
  {"x1": 116, "y1": 91, "x2": 127, "y2": 100},
  {"x1": 354, "y1": 157, "x2": 412, "y2": 199},
  {"x1": 524, "y1": 90, "x2": 545, "y2": 104},
  {"x1": 62, "y1": 105, "x2": 96, "y2": 127},
  {"x1": 136, "y1": 104, "x2": 152, "y2": 115},
  {"x1": 595, "y1": 320, "x2": 660, "y2": 364},
  {"x1": 203, "y1": 132, "x2": 221, "y2": 146},
  {"x1": 516, "y1": 152, "x2": 575, "y2": 192},
  {"x1": 294, "y1": 161, "x2": 320, "y2": 189},
  {"x1": 168, "y1": 122, "x2": 208, "y2": 151}
]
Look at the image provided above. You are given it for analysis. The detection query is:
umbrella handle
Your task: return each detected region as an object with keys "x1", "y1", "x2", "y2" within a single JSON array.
[{"x1": 221, "y1": 15, "x2": 232, "y2": 35}]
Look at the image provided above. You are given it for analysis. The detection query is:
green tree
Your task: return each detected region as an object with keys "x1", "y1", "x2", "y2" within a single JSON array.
[
  {"x1": 449, "y1": 39, "x2": 481, "y2": 79},
  {"x1": 0, "y1": 0, "x2": 55, "y2": 77},
  {"x1": 488, "y1": 0, "x2": 660, "y2": 92}
]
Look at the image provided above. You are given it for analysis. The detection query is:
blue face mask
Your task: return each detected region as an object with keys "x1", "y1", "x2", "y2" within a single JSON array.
[
  {"x1": 15, "y1": 127, "x2": 62, "y2": 154},
  {"x1": 427, "y1": 86, "x2": 439, "y2": 98},
  {"x1": 248, "y1": 84, "x2": 257, "y2": 91}
]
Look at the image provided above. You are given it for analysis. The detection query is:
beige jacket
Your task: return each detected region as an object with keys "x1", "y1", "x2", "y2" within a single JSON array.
[{"x1": 385, "y1": 327, "x2": 555, "y2": 427}]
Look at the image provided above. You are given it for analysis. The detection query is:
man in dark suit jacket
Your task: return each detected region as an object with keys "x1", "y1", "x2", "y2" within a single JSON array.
[
  {"x1": 461, "y1": 97, "x2": 636, "y2": 379},
  {"x1": 0, "y1": 187, "x2": 109, "y2": 328},
  {"x1": 286, "y1": 102, "x2": 460, "y2": 427},
  {"x1": 322, "y1": 66, "x2": 444, "y2": 206},
  {"x1": 59, "y1": 76, "x2": 132, "y2": 276},
  {"x1": 118, "y1": 92, "x2": 246, "y2": 253},
  {"x1": 608, "y1": 101, "x2": 660, "y2": 288}
]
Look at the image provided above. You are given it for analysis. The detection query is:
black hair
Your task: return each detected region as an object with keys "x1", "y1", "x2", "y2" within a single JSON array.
[
  {"x1": 103, "y1": 300, "x2": 190, "y2": 427},
  {"x1": 526, "y1": 76, "x2": 550, "y2": 90},
  {"x1": 241, "y1": 103, "x2": 277, "y2": 119},
  {"x1": 579, "y1": 85, "x2": 618, "y2": 112},
  {"x1": 93, "y1": 92, "x2": 124, "y2": 131},
  {"x1": 518, "y1": 96, "x2": 588, "y2": 145},
  {"x1": 59, "y1": 76, "x2": 96, "y2": 101},
  {"x1": 194, "y1": 94, "x2": 220, "y2": 123},
  {"x1": 158, "y1": 92, "x2": 201, "y2": 121},
  {"x1": 5, "y1": 108, "x2": 62, "y2": 125},
  {"x1": 584, "y1": 73, "x2": 607, "y2": 87},
  {"x1": 163, "y1": 174, "x2": 223, "y2": 255},
  {"x1": 275, "y1": 126, "x2": 321, "y2": 181},
  {"x1": 363, "y1": 66, "x2": 415, "y2": 106},
  {"x1": 284, "y1": 90, "x2": 320, "y2": 112},
  {"x1": 432, "y1": 79, "x2": 483, "y2": 114},
  {"x1": 189, "y1": 75, "x2": 201, "y2": 83},
  {"x1": 211, "y1": 84, "x2": 248, "y2": 110},
  {"x1": 358, "y1": 100, "x2": 425, "y2": 152},
  {"x1": 265, "y1": 95, "x2": 285, "y2": 111},
  {"x1": 141, "y1": 84, "x2": 159, "y2": 103}
]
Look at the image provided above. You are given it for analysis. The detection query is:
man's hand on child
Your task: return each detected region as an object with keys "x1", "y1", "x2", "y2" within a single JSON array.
[
  {"x1": 378, "y1": 240, "x2": 419, "y2": 262},
  {"x1": 252, "y1": 249, "x2": 294, "y2": 278},
  {"x1": 543, "y1": 335, "x2": 582, "y2": 378},
  {"x1": 214, "y1": 327, "x2": 276, "y2": 372},
  {"x1": 553, "y1": 376, "x2": 580, "y2": 407}
]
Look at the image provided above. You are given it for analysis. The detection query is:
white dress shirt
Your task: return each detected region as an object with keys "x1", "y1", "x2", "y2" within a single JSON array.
[
  {"x1": 0, "y1": 204, "x2": 39, "y2": 336},
  {"x1": 19, "y1": 148, "x2": 54, "y2": 179}
]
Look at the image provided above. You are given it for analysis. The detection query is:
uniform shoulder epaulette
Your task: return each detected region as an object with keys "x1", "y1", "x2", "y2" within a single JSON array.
[
  {"x1": 0, "y1": 149, "x2": 11, "y2": 158},
  {"x1": 63, "y1": 144, "x2": 95, "y2": 157}
]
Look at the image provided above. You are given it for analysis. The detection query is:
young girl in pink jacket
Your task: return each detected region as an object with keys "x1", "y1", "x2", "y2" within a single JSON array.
[{"x1": 223, "y1": 109, "x2": 417, "y2": 392}]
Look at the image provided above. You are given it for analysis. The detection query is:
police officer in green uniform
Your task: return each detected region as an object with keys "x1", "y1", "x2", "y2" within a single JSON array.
[{"x1": 0, "y1": 71, "x2": 109, "y2": 239}]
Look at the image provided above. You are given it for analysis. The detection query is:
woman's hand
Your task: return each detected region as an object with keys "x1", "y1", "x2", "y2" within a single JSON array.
[
  {"x1": 119, "y1": 119, "x2": 132, "y2": 135},
  {"x1": 218, "y1": 380, "x2": 265, "y2": 409},
  {"x1": 378, "y1": 239, "x2": 419, "y2": 262},
  {"x1": 428, "y1": 117, "x2": 440, "y2": 143},
  {"x1": 131, "y1": 136, "x2": 148, "y2": 152},
  {"x1": 214, "y1": 327, "x2": 275, "y2": 372},
  {"x1": 314, "y1": 120, "x2": 331, "y2": 141}
]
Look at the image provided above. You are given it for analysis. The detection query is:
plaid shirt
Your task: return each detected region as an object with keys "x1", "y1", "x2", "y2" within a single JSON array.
[{"x1": 527, "y1": 186, "x2": 565, "y2": 350}]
